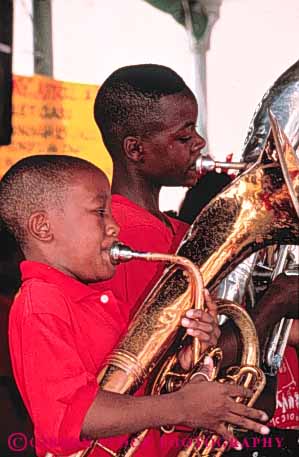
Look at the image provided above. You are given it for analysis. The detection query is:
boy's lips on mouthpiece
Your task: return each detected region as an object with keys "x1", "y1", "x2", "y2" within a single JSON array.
[{"x1": 187, "y1": 163, "x2": 197, "y2": 175}]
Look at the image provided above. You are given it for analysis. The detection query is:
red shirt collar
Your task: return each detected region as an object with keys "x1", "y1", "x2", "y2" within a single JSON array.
[{"x1": 20, "y1": 260, "x2": 103, "y2": 303}]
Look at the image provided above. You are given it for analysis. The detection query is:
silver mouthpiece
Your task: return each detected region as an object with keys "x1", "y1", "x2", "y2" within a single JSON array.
[
  {"x1": 109, "y1": 242, "x2": 149, "y2": 264},
  {"x1": 196, "y1": 155, "x2": 247, "y2": 175},
  {"x1": 110, "y1": 242, "x2": 134, "y2": 264}
]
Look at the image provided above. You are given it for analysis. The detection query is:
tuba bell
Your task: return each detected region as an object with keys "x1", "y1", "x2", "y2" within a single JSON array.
[{"x1": 59, "y1": 111, "x2": 298, "y2": 457}]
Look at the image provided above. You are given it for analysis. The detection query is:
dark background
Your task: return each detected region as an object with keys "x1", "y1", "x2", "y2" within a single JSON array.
[{"x1": 0, "y1": 0, "x2": 13, "y2": 146}]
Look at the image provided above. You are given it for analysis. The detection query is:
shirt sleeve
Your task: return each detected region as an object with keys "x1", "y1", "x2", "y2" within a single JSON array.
[{"x1": 11, "y1": 311, "x2": 99, "y2": 455}]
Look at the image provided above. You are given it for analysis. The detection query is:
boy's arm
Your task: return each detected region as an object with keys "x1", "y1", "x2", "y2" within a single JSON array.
[
  {"x1": 220, "y1": 273, "x2": 299, "y2": 367},
  {"x1": 81, "y1": 368, "x2": 270, "y2": 444}
]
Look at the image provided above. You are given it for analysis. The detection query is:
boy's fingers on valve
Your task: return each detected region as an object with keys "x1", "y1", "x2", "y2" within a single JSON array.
[
  {"x1": 225, "y1": 411, "x2": 270, "y2": 435},
  {"x1": 229, "y1": 400, "x2": 269, "y2": 423},
  {"x1": 182, "y1": 319, "x2": 213, "y2": 333},
  {"x1": 185, "y1": 308, "x2": 214, "y2": 323},
  {"x1": 224, "y1": 383, "x2": 253, "y2": 399},
  {"x1": 203, "y1": 288, "x2": 218, "y2": 319}
]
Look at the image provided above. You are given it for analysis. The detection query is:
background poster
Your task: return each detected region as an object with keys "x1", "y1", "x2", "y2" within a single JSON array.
[{"x1": 0, "y1": 74, "x2": 112, "y2": 180}]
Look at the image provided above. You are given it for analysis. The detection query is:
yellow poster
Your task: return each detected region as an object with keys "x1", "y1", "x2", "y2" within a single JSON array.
[{"x1": 0, "y1": 74, "x2": 112, "y2": 179}]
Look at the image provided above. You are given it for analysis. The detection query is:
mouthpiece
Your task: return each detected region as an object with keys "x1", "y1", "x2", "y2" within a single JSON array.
[
  {"x1": 109, "y1": 242, "x2": 149, "y2": 264},
  {"x1": 196, "y1": 155, "x2": 247, "y2": 175}
]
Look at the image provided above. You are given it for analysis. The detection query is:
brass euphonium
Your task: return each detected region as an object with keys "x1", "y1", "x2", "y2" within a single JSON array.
[
  {"x1": 103, "y1": 244, "x2": 265, "y2": 457},
  {"x1": 58, "y1": 113, "x2": 299, "y2": 457}
]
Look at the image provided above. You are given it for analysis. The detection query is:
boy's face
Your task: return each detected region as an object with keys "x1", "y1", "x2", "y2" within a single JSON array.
[
  {"x1": 48, "y1": 168, "x2": 119, "y2": 283},
  {"x1": 140, "y1": 93, "x2": 206, "y2": 187}
]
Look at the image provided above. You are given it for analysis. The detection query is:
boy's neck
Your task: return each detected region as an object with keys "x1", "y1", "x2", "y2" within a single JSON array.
[
  {"x1": 112, "y1": 166, "x2": 160, "y2": 210},
  {"x1": 23, "y1": 246, "x2": 56, "y2": 271},
  {"x1": 111, "y1": 174, "x2": 172, "y2": 229}
]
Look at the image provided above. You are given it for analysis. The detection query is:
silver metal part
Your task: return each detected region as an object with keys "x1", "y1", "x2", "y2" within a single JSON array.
[
  {"x1": 110, "y1": 242, "x2": 148, "y2": 264},
  {"x1": 242, "y1": 59, "x2": 299, "y2": 162},
  {"x1": 217, "y1": 252, "x2": 260, "y2": 305},
  {"x1": 196, "y1": 155, "x2": 247, "y2": 175},
  {"x1": 263, "y1": 246, "x2": 298, "y2": 376}
]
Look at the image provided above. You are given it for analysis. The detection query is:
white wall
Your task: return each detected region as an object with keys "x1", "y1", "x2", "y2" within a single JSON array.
[
  {"x1": 207, "y1": 0, "x2": 299, "y2": 161},
  {"x1": 12, "y1": 0, "x2": 299, "y2": 210},
  {"x1": 13, "y1": 0, "x2": 34, "y2": 75}
]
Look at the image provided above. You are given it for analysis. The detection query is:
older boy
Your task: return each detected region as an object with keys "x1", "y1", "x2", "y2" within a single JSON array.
[
  {"x1": 92, "y1": 65, "x2": 298, "y2": 457},
  {"x1": 92, "y1": 64, "x2": 203, "y2": 317},
  {"x1": 92, "y1": 62, "x2": 298, "y2": 374},
  {"x1": 2, "y1": 155, "x2": 270, "y2": 457}
]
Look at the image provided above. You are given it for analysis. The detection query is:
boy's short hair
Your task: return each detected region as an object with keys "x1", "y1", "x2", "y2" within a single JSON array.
[
  {"x1": 0, "y1": 154, "x2": 96, "y2": 247},
  {"x1": 94, "y1": 64, "x2": 193, "y2": 157}
]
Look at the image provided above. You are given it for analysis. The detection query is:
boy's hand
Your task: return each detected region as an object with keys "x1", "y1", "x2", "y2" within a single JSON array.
[
  {"x1": 178, "y1": 356, "x2": 270, "y2": 444},
  {"x1": 179, "y1": 289, "x2": 220, "y2": 370}
]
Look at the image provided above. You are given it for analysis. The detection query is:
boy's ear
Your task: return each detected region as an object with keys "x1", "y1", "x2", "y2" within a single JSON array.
[
  {"x1": 123, "y1": 136, "x2": 144, "y2": 163},
  {"x1": 28, "y1": 212, "x2": 53, "y2": 242}
]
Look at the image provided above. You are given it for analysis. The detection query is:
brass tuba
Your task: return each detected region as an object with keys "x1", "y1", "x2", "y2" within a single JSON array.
[
  {"x1": 55, "y1": 113, "x2": 299, "y2": 457},
  {"x1": 217, "y1": 59, "x2": 299, "y2": 377}
]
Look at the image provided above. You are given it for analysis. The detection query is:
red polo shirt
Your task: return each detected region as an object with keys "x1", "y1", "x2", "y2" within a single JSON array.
[
  {"x1": 91, "y1": 194, "x2": 189, "y2": 318},
  {"x1": 9, "y1": 261, "x2": 162, "y2": 456}
]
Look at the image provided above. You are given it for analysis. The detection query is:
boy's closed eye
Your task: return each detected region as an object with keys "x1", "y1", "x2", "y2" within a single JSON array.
[
  {"x1": 178, "y1": 136, "x2": 192, "y2": 144},
  {"x1": 96, "y1": 208, "x2": 109, "y2": 217}
]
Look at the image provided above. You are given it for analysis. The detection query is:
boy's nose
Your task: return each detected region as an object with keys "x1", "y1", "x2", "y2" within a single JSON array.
[
  {"x1": 107, "y1": 218, "x2": 120, "y2": 238},
  {"x1": 192, "y1": 132, "x2": 206, "y2": 156}
]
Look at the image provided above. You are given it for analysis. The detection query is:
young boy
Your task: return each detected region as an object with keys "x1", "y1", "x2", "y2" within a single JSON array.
[{"x1": 2, "y1": 155, "x2": 270, "y2": 457}]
